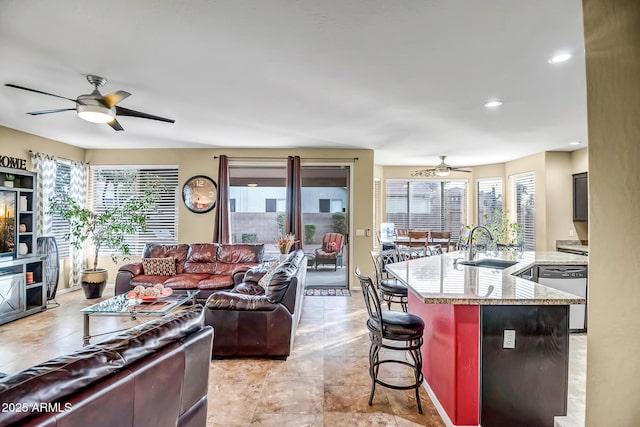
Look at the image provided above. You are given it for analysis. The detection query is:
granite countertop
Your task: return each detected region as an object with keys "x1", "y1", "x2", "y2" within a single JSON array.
[{"x1": 385, "y1": 251, "x2": 588, "y2": 305}]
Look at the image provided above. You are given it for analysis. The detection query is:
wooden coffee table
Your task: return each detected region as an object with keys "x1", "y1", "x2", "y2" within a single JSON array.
[{"x1": 80, "y1": 290, "x2": 199, "y2": 346}]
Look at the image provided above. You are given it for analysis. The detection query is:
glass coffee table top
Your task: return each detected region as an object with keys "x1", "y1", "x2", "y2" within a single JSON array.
[
  {"x1": 81, "y1": 290, "x2": 200, "y2": 346},
  {"x1": 81, "y1": 290, "x2": 200, "y2": 315}
]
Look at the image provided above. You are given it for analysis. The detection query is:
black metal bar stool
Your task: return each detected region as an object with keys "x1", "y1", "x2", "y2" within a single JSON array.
[
  {"x1": 370, "y1": 250, "x2": 408, "y2": 312},
  {"x1": 355, "y1": 267, "x2": 425, "y2": 413}
]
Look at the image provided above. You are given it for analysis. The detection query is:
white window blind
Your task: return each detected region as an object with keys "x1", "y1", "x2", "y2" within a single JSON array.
[
  {"x1": 512, "y1": 172, "x2": 535, "y2": 250},
  {"x1": 477, "y1": 177, "x2": 503, "y2": 227},
  {"x1": 88, "y1": 166, "x2": 179, "y2": 255},
  {"x1": 386, "y1": 179, "x2": 467, "y2": 240},
  {"x1": 51, "y1": 161, "x2": 71, "y2": 258}
]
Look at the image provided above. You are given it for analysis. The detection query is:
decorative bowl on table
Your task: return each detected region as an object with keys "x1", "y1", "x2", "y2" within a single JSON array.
[{"x1": 127, "y1": 287, "x2": 173, "y2": 301}]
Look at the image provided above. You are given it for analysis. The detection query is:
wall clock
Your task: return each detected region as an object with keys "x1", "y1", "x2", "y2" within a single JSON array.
[{"x1": 182, "y1": 175, "x2": 217, "y2": 213}]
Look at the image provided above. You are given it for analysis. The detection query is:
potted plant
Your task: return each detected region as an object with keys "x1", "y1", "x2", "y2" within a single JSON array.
[
  {"x1": 484, "y1": 210, "x2": 523, "y2": 250},
  {"x1": 49, "y1": 185, "x2": 161, "y2": 299},
  {"x1": 3, "y1": 174, "x2": 15, "y2": 188}
]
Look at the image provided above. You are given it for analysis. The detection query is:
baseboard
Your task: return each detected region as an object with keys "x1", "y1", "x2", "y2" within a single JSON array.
[{"x1": 421, "y1": 380, "x2": 480, "y2": 427}]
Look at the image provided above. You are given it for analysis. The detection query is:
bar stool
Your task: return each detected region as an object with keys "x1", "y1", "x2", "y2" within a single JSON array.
[
  {"x1": 355, "y1": 267, "x2": 425, "y2": 414},
  {"x1": 370, "y1": 250, "x2": 408, "y2": 312}
]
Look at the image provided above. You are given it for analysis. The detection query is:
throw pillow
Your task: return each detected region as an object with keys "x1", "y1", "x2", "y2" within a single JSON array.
[
  {"x1": 142, "y1": 257, "x2": 176, "y2": 276},
  {"x1": 257, "y1": 262, "x2": 279, "y2": 289},
  {"x1": 323, "y1": 240, "x2": 338, "y2": 253}
]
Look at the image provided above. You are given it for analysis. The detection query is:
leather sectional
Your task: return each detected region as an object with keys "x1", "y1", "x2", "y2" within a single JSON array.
[
  {"x1": 115, "y1": 243, "x2": 264, "y2": 304},
  {"x1": 206, "y1": 249, "x2": 307, "y2": 360},
  {"x1": 0, "y1": 305, "x2": 213, "y2": 427}
]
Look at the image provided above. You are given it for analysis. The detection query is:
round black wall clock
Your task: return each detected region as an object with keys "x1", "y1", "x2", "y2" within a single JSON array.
[{"x1": 182, "y1": 175, "x2": 217, "y2": 213}]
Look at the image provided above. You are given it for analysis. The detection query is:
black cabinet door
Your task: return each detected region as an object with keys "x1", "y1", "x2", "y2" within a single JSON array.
[{"x1": 573, "y1": 172, "x2": 588, "y2": 221}]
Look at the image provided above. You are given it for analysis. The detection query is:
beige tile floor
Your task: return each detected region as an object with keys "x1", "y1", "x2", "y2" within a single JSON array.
[
  {"x1": 0, "y1": 287, "x2": 444, "y2": 426},
  {"x1": 0, "y1": 287, "x2": 586, "y2": 427}
]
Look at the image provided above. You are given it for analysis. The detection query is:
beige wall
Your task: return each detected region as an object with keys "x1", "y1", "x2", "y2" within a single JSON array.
[
  {"x1": 583, "y1": 1, "x2": 640, "y2": 425},
  {"x1": 2, "y1": 130, "x2": 375, "y2": 288}
]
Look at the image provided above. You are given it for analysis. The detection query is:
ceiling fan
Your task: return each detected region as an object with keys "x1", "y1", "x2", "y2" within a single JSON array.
[
  {"x1": 5, "y1": 75, "x2": 175, "y2": 131},
  {"x1": 411, "y1": 155, "x2": 472, "y2": 177}
]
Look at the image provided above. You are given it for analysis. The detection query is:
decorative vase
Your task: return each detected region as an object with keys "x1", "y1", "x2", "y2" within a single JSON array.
[
  {"x1": 19, "y1": 243, "x2": 28, "y2": 255},
  {"x1": 19, "y1": 223, "x2": 26, "y2": 233},
  {"x1": 81, "y1": 269, "x2": 108, "y2": 299}
]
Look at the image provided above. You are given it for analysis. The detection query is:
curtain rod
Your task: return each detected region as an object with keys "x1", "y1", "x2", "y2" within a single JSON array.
[
  {"x1": 213, "y1": 156, "x2": 358, "y2": 161},
  {"x1": 28, "y1": 150, "x2": 89, "y2": 165}
]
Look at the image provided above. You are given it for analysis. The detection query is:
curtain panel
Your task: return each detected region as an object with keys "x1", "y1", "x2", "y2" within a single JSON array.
[
  {"x1": 68, "y1": 161, "x2": 86, "y2": 288},
  {"x1": 30, "y1": 152, "x2": 57, "y2": 237},
  {"x1": 212, "y1": 155, "x2": 231, "y2": 243},
  {"x1": 285, "y1": 155, "x2": 303, "y2": 251}
]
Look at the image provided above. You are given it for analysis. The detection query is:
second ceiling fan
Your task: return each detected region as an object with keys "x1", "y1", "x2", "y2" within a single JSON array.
[
  {"x1": 412, "y1": 155, "x2": 471, "y2": 177},
  {"x1": 5, "y1": 74, "x2": 175, "y2": 131}
]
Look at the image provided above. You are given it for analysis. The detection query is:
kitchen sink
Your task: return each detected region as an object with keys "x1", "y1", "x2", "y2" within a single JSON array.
[{"x1": 456, "y1": 259, "x2": 519, "y2": 270}]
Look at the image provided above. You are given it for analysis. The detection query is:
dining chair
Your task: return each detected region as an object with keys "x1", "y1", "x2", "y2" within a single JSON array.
[{"x1": 429, "y1": 231, "x2": 452, "y2": 252}]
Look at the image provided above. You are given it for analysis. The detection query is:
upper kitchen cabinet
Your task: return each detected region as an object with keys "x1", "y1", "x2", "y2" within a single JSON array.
[{"x1": 573, "y1": 172, "x2": 588, "y2": 221}]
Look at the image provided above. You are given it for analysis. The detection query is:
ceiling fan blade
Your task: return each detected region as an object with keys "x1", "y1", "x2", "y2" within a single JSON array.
[
  {"x1": 102, "y1": 90, "x2": 131, "y2": 107},
  {"x1": 116, "y1": 106, "x2": 175, "y2": 123},
  {"x1": 451, "y1": 168, "x2": 472, "y2": 173},
  {"x1": 26, "y1": 108, "x2": 76, "y2": 115},
  {"x1": 5, "y1": 83, "x2": 77, "y2": 103},
  {"x1": 107, "y1": 118, "x2": 124, "y2": 131}
]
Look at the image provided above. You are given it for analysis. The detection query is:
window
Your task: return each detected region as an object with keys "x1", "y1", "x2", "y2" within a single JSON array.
[
  {"x1": 386, "y1": 179, "x2": 467, "y2": 240},
  {"x1": 265, "y1": 198, "x2": 277, "y2": 212},
  {"x1": 512, "y1": 172, "x2": 535, "y2": 250},
  {"x1": 319, "y1": 198, "x2": 330, "y2": 213},
  {"x1": 477, "y1": 177, "x2": 503, "y2": 228},
  {"x1": 88, "y1": 166, "x2": 179, "y2": 255},
  {"x1": 51, "y1": 161, "x2": 71, "y2": 258},
  {"x1": 230, "y1": 199, "x2": 236, "y2": 212}
]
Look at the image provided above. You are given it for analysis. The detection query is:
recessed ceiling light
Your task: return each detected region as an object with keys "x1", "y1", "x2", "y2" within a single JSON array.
[
  {"x1": 569, "y1": 141, "x2": 582, "y2": 146},
  {"x1": 247, "y1": 183, "x2": 258, "y2": 187},
  {"x1": 484, "y1": 100, "x2": 503, "y2": 108},
  {"x1": 549, "y1": 52, "x2": 572, "y2": 64}
]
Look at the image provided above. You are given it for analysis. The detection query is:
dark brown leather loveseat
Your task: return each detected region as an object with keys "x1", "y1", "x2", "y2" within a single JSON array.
[
  {"x1": 115, "y1": 243, "x2": 264, "y2": 304},
  {"x1": 205, "y1": 249, "x2": 307, "y2": 360},
  {"x1": 0, "y1": 305, "x2": 213, "y2": 427}
]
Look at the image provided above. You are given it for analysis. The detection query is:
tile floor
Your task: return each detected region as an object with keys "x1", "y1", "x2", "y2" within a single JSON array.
[{"x1": 0, "y1": 286, "x2": 586, "y2": 427}]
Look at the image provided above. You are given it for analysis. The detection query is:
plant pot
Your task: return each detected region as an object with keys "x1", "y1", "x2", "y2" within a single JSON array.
[
  {"x1": 81, "y1": 269, "x2": 108, "y2": 299},
  {"x1": 4, "y1": 181, "x2": 13, "y2": 188}
]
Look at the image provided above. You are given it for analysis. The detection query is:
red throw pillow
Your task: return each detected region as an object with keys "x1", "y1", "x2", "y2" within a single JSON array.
[{"x1": 323, "y1": 241, "x2": 338, "y2": 253}]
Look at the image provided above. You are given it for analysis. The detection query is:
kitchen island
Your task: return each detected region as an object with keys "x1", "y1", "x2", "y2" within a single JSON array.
[{"x1": 385, "y1": 251, "x2": 587, "y2": 427}]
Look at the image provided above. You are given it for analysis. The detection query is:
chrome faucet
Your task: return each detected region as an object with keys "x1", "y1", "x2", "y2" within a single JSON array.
[{"x1": 466, "y1": 226, "x2": 494, "y2": 261}]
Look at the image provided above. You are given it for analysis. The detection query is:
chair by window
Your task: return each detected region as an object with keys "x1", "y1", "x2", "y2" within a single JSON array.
[
  {"x1": 429, "y1": 231, "x2": 452, "y2": 252},
  {"x1": 355, "y1": 267, "x2": 425, "y2": 414},
  {"x1": 315, "y1": 233, "x2": 344, "y2": 270},
  {"x1": 370, "y1": 250, "x2": 408, "y2": 312}
]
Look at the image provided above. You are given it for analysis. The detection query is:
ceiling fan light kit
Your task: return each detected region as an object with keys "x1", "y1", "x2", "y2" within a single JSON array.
[
  {"x1": 412, "y1": 155, "x2": 471, "y2": 178},
  {"x1": 5, "y1": 74, "x2": 174, "y2": 131},
  {"x1": 76, "y1": 103, "x2": 116, "y2": 123}
]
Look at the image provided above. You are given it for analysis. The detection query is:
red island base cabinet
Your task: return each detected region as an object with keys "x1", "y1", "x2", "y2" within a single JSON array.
[{"x1": 408, "y1": 292, "x2": 480, "y2": 426}]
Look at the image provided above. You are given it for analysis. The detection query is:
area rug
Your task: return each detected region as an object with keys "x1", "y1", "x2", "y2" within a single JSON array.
[{"x1": 305, "y1": 288, "x2": 351, "y2": 296}]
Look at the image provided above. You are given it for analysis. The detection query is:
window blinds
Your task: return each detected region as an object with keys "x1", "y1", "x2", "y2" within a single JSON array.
[
  {"x1": 385, "y1": 179, "x2": 467, "y2": 240},
  {"x1": 477, "y1": 177, "x2": 503, "y2": 227},
  {"x1": 88, "y1": 166, "x2": 179, "y2": 255},
  {"x1": 512, "y1": 172, "x2": 535, "y2": 250}
]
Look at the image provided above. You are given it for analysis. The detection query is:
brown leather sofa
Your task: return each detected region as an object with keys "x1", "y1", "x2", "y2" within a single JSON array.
[
  {"x1": 0, "y1": 305, "x2": 213, "y2": 427},
  {"x1": 115, "y1": 243, "x2": 264, "y2": 304},
  {"x1": 205, "y1": 249, "x2": 307, "y2": 360}
]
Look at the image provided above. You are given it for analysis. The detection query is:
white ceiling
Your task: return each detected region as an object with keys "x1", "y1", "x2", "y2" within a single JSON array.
[{"x1": 0, "y1": 0, "x2": 587, "y2": 168}]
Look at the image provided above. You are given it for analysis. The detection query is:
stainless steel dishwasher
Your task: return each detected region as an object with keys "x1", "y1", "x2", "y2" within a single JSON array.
[{"x1": 537, "y1": 265, "x2": 587, "y2": 332}]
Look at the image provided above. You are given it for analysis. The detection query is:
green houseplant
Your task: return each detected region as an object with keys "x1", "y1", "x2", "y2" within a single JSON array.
[
  {"x1": 484, "y1": 210, "x2": 523, "y2": 249},
  {"x1": 49, "y1": 185, "x2": 160, "y2": 299}
]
